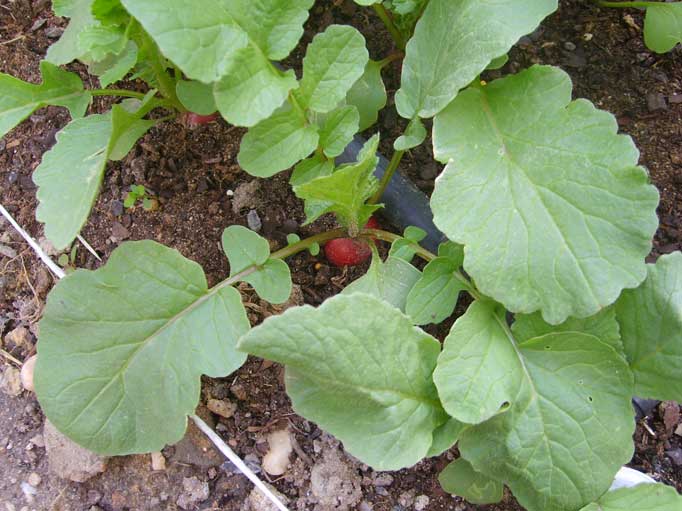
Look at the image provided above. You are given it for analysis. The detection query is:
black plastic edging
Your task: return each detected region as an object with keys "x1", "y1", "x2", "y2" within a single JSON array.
[{"x1": 338, "y1": 135, "x2": 658, "y2": 421}]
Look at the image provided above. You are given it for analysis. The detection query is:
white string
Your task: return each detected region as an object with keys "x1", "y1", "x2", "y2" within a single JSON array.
[
  {"x1": 0, "y1": 203, "x2": 65, "y2": 279},
  {"x1": 191, "y1": 415, "x2": 290, "y2": 511}
]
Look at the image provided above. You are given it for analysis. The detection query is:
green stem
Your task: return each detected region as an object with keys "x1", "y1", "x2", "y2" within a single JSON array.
[
  {"x1": 139, "y1": 31, "x2": 183, "y2": 110},
  {"x1": 597, "y1": 1, "x2": 667, "y2": 7},
  {"x1": 377, "y1": 51, "x2": 404, "y2": 69},
  {"x1": 90, "y1": 89, "x2": 147, "y2": 100},
  {"x1": 271, "y1": 229, "x2": 345, "y2": 260},
  {"x1": 370, "y1": 149, "x2": 405, "y2": 204},
  {"x1": 373, "y1": 4, "x2": 406, "y2": 50},
  {"x1": 362, "y1": 228, "x2": 482, "y2": 301}
]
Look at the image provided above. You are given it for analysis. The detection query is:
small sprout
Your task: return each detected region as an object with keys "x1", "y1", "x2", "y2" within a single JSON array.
[{"x1": 124, "y1": 184, "x2": 158, "y2": 212}]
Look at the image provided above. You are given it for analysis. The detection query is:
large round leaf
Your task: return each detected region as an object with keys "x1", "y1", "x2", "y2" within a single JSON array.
[
  {"x1": 35, "y1": 241, "x2": 250, "y2": 454},
  {"x1": 431, "y1": 65, "x2": 659, "y2": 325}
]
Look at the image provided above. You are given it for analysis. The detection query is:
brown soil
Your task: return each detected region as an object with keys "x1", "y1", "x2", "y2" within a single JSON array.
[{"x1": 1, "y1": 1, "x2": 680, "y2": 510}]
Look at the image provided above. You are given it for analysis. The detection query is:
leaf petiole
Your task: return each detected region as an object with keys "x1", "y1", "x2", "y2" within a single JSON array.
[
  {"x1": 370, "y1": 149, "x2": 405, "y2": 204},
  {"x1": 90, "y1": 89, "x2": 147, "y2": 99},
  {"x1": 372, "y1": 4, "x2": 406, "y2": 50}
]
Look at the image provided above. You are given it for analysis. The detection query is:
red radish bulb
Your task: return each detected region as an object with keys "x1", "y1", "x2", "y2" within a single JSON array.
[
  {"x1": 182, "y1": 112, "x2": 219, "y2": 127},
  {"x1": 324, "y1": 238, "x2": 372, "y2": 267}
]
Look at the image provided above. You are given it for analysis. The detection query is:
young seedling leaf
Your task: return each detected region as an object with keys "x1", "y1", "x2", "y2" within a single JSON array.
[
  {"x1": 46, "y1": 0, "x2": 97, "y2": 65},
  {"x1": 34, "y1": 100, "x2": 156, "y2": 249},
  {"x1": 290, "y1": 155, "x2": 334, "y2": 187},
  {"x1": 512, "y1": 308, "x2": 623, "y2": 354},
  {"x1": 213, "y1": 45, "x2": 299, "y2": 127},
  {"x1": 427, "y1": 418, "x2": 466, "y2": 457},
  {"x1": 431, "y1": 65, "x2": 659, "y2": 325},
  {"x1": 238, "y1": 105, "x2": 319, "y2": 178},
  {"x1": 406, "y1": 257, "x2": 466, "y2": 325},
  {"x1": 615, "y1": 252, "x2": 682, "y2": 401},
  {"x1": 34, "y1": 241, "x2": 250, "y2": 454},
  {"x1": 644, "y1": 3, "x2": 682, "y2": 54},
  {"x1": 89, "y1": 41, "x2": 138, "y2": 88},
  {"x1": 388, "y1": 226, "x2": 427, "y2": 261},
  {"x1": 342, "y1": 254, "x2": 421, "y2": 312},
  {"x1": 92, "y1": 0, "x2": 129, "y2": 26},
  {"x1": 0, "y1": 61, "x2": 90, "y2": 138},
  {"x1": 177, "y1": 80, "x2": 218, "y2": 116},
  {"x1": 222, "y1": 225, "x2": 270, "y2": 275},
  {"x1": 238, "y1": 292, "x2": 448, "y2": 470},
  {"x1": 298, "y1": 25, "x2": 369, "y2": 113},
  {"x1": 439, "y1": 458, "x2": 504, "y2": 505},
  {"x1": 395, "y1": 0, "x2": 557, "y2": 119},
  {"x1": 346, "y1": 60, "x2": 387, "y2": 131},
  {"x1": 243, "y1": 258, "x2": 292, "y2": 304},
  {"x1": 77, "y1": 24, "x2": 128, "y2": 61},
  {"x1": 579, "y1": 483, "x2": 682, "y2": 511},
  {"x1": 319, "y1": 105, "x2": 360, "y2": 158},
  {"x1": 294, "y1": 135, "x2": 380, "y2": 230},
  {"x1": 450, "y1": 306, "x2": 634, "y2": 511},
  {"x1": 394, "y1": 117, "x2": 426, "y2": 151}
]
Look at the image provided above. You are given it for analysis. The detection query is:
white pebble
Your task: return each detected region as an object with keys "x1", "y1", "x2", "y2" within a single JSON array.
[
  {"x1": 20, "y1": 356, "x2": 37, "y2": 392},
  {"x1": 262, "y1": 429, "x2": 293, "y2": 476}
]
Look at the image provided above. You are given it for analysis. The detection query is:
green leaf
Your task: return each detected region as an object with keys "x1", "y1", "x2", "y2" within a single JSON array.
[
  {"x1": 290, "y1": 155, "x2": 334, "y2": 187},
  {"x1": 238, "y1": 292, "x2": 447, "y2": 470},
  {"x1": 238, "y1": 105, "x2": 319, "y2": 178},
  {"x1": 177, "y1": 80, "x2": 217, "y2": 116},
  {"x1": 108, "y1": 97, "x2": 157, "y2": 161},
  {"x1": 47, "y1": 0, "x2": 96, "y2": 65},
  {"x1": 427, "y1": 418, "x2": 466, "y2": 457},
  {"x1": 513, "y1": 308, "x2": 624, "y2": 354},
  {"x1": 119, "y1": 0, "x2": 247, "y2": 83},
  {"x1": 346, "y1": 60, "x2": 387, "y2": 131},
  {"x1": 395, "y1": 0, "x2": 557, "y2": 119},
  {"x1": 388, "y1": 226, "x2": 426, "y2": 261},
  {"x1": 394, "y1": 117, "x2": 426, "y2": 151},
  {"x1": 431, "y1": 65, "x2": 659, "y2": 325},
  {"x1": 390, "y1": 0, "x2": 425, "y2": 15},
  {"x1": 77, "y1": 24, "x2": 127, "y2": 61},
  {"x1": 406, "y1": 257, "x2": 465, "y2": 325},
  {"x1": 223, "y1": 0, "x2": 314, "y2": 60},
  {"x1": 243, "y1": 258, "x2": 292, "y2": 304},
  {"x1": 298, "y1": 25, "x2": 369, "y2": 113},
  {"x1": 0, "y1": 61, "x2": 90, "y2": 138},
  {"x1": 434, "y1": 301, "x2": 521, "y2": 424},
  {"x1": 213, "y1": 45, "x2": 298, "y2": 127},
  {"x1": 221, "y1": 225, "x2": 270, "y2": 275},
  {"x1": 342, "y1": 254, "x2": 421, "y2": 312},
  {"x1": 487, "y1": 54, "x2": 509, "y2": 70},
  {"x1": 34, "y1": 100, "x2": 156, "y2": 249},
  {"x1": 644, "y1": 3, "x2": 682, "y2": 53},
  {"x1": 319, "y1": 105, "x2": 360, "y2": 158},
  {"x1": 439, "y1": 458, "x2": 504, "y2": 505},
  {"x1": 438, "y1": 241, "x2": 464, "y2": 266},
  {"x1": 615, "y1": 252, "x2": 682, "y2": 401},
  {"x1": 451, "y1": 308, "x2": 635, "y2": 511},
  {"x1": 92, "y1": 0, "x2": 129, "y2": 26},
  {"x1": 579, "y1": 483, "x2": 682, "y2": 511},
  {"x1": 293, "y1": 135, "x2": 380, "y2": 230},
  {"x1": 90, "y1": 41, "x2": 138, "y2": 88},
  {"x1": 34, "y1": 241, "x2": 250, "y2": 454}
]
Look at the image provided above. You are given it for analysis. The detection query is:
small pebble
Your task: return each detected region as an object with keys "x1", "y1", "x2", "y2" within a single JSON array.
[
  {"x1": 206, "y1": 399, "x2": 237, "y2": 419},
  {"x1": 646, "y1": 92, "x2": 667, "y2": 112},
  {"x1": 27, "y1": 473, "x2": 41, "y2": 487},
  {"x1": 20, "y1": 356, "x2": 37, "y2": 392},
  {"x1": 667, "y1": 448, "x2": 682, "y2": 466},
  {"x1": 373, "y1": 474, "x2": 394, "y2": 487},
  {"x1": 564, "y1": 41, "x2": 576, "y2": 51},
  {"x1": 247, "y1": 210, "x2": 262, "y2": 232},
  {"x1": 262, "y1": 429, "x2": 293, "y2": 476},
  {"x1": 110, "y1": 200, "x2": 124, "y2": 217},
  {"x1": 414, "y1": 495, "x2": 430, "y2": 511},
  {"x1": 151, "y1": 452, "x2": 166, "y2": 471},
  {"x1": 0, "y1": 244, "x2": 17, "y2": 259}
]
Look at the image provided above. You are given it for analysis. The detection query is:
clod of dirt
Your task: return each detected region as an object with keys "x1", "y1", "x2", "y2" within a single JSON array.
[
  {"x1": 20, "y1": 354, "x2": 36, "y2": 392},
  {"x1": 170, "y1": 412, "x2": 223, "y2": 468},
  {"x1": 242, "y1": 484, "x2": 289, "y2": 511},
  {"x1": 414, "y1": 495, "x2": 430, "y2": 511},
  {"x1": 207, "y1": 398, "x2": 237, "y2": 419},
  {"x1": 4, "y1": 326, "x2": 31, "y2": 348},
  {"x1": 150, "y1": 451, "x2": 166, "y2": 471},
  {"x1": 262, "y1": 428, "x2": 293, "y2": 476},
  {"x1": 43, "y1": 420, "x2": 108, "y2": 482},
  {"x1": 0, "y1": 366, "x2": 22, "y2": 397},
  {"x1": 310, "y1": 441, "x2": 362, "y2": 511},
  {"x1": 231, "y1": 180, "x2": 260, "y2": 214},
  {"x1": 247, "y1": 210, "x2": 262, "y2": 232},
  {"x1": 176, "y1": 476, "x2": 209, "y2": 510}
]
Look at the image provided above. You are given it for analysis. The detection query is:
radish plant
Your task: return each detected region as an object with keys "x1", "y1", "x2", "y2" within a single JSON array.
[{"x1": 2, "y1": 1, "x2": 682, "y2": 510}]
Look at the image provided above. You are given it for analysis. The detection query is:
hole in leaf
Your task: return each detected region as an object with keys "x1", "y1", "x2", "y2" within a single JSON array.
[
  {"x1": 544, "y1": 345, "x2": 551, "y2": 350},
  {"x1": 588, "y1": 396, "x2": 593, "y2": 402}
]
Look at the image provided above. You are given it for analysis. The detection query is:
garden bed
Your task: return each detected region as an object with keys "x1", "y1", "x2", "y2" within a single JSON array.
[{"x1": 0, "y1": 1, "x2": 680, "y2": 510}]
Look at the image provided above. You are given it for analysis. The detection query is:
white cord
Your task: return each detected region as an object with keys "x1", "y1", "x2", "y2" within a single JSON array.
[
  {"x1": 191, "y1": 415, "x2": 290, "y2": 511},
  {"x1": 0, "y1": 203, "x2": 65, "y2": 279}
]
